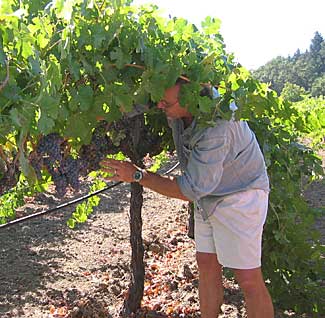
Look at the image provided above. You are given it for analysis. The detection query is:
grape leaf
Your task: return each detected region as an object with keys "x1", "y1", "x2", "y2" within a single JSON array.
[{"x1": 38, "y1": 113, "x2": 55, "y2": 134}]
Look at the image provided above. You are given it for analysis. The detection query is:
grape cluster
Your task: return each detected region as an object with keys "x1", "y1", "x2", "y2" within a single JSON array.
[
  {"x1": 79, "y1": 122, "x2": 118, "y2": 173},
  {"x1": 37, "y1": 133, "x2": 64, "y2": 166},
  {"x1": 61, "y1": 156, "x2": 80, "y2": 190},
  {"x1": 91, "y1": 123, "x2": 111, "y2": 153},
  {"x1": 28, "y1": 116, "x2": 159, "y2": 197},
  {"x1": 51, "y1": 169, "x2": 68, "y2": 197},
  {"x1": 30, "y1": 133, "x2": 79, "y2": 197},
  {"x1": 29, "y1": 151, "x2": 43, "y2": 179}
]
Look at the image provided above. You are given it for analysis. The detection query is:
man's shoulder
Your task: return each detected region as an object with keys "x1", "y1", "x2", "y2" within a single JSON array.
[{"x1": 197, "y1": 119, "x2": 237, "y2": 136}]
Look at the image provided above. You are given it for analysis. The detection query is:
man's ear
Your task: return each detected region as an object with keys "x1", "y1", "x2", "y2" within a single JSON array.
[{"x1": 199, "y1": 85, "x2": 213, "y2": 98}]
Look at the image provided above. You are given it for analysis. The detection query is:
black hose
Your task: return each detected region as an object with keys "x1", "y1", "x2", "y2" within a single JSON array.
[{"x1": 0, "y1": 162, "x2": 180, "y2": 230}]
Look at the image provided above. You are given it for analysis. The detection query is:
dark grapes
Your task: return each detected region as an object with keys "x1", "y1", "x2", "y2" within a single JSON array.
[
  {"x1": 30, "y1": 120, "x2": 131, "y2": 197},
  {"x1": 60, "y1": 156, "x2": 80, "y2": 190},
  {"x1": 52, "y1": 170, "x2": 68, "y2": 197},
  {"x1": 91, "y1": 124, "x2": 111, "y2": 153},
  {"x1": 29, "y1": 151, "x2": 43, "y2": 179},
  {"x1": 37, "y1": 133, "x2": 64, "y2": 162}
]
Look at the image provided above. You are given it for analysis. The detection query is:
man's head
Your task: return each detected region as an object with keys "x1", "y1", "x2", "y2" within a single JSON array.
[{"x1": 157, "y1": 82, "x2": 192, "y2": 121}]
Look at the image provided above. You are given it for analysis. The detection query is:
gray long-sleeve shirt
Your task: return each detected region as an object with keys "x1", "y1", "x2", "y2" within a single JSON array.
[{"x1": 169, "y1": 118, "x2": 270, "y2": 220}]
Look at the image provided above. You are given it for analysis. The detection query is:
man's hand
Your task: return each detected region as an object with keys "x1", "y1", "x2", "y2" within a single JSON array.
[
  {"x1": 100, "y1": 158, "x2": 190, "y2": 201},
  {"x1": 100, "y1": 158, "x2": 137, "y2": 183}
]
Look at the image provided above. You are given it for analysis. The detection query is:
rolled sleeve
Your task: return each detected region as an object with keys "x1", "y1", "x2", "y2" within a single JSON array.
[{"x1": 176, "y1": 134, "x2": 229, "y2": 202}]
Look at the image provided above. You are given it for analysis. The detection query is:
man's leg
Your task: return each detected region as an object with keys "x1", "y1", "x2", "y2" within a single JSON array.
[
  {"x1": 233, "y1": 267, "x2": 274, "y2": 318},
  {"x1": 196, "y1": 252, "x2": 223, "y2": 318}
]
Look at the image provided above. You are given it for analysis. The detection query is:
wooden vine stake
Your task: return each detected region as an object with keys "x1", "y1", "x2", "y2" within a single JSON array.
[{"x1": 121, "y1": 115, "x2": 145, "y2": 316}]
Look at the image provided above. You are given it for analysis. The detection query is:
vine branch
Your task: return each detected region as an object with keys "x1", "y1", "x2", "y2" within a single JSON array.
[
  {"x1": 0, "y1": 59, "x2": 10, "y2": 93},
  {"x1": 0, "y1": 145, "x2": 9, "y2": 169}
]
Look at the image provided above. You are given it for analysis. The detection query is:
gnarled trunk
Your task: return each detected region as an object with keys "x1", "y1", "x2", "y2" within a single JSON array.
[
  {"x1": 121, "y1": 181, "x2": 145, "y2": 316},
  {"x1": 121, "y1": 115, "x2": 145, "y2": 316}
]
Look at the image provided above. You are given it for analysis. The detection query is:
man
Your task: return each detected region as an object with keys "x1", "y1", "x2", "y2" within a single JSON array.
[{"x1": 100, "y1": 82, "x2": 274, "y2": 318}]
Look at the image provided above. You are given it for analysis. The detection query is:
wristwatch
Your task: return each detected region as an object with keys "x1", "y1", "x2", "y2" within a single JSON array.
[{"x1": 132, "y1": 169, "x2": 144, "y2": 182}]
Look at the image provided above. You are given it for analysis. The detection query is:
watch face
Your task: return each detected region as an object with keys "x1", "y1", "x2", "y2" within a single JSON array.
[{"x1": 133, "y1": 170, "x2": 143, "y2": 182}]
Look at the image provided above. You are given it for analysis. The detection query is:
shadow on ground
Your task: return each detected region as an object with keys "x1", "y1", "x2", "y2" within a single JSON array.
[{"x1": 0, "y1": 180, "x2": 130, "y2": 315}]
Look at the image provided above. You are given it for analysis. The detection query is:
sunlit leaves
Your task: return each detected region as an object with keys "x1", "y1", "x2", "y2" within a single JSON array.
[
  {"x1": 47, "y1": 54, "x2": 62, "y2": 94},
  {"x1": 0, "y1": 0, "x2": 14, "y2": 15},
  {"x1": 201, "y1": 16, "x2": 221, "y2": 36},
  {"x1": 293, "y1": 96, "x2": 325, "y2": 145},
  {"x1": 28, "y1": 17, "x2": 53, "y2": 49},
  {"x1": 52, "y1": 0, "x2": 75, "y2": 21},
  {"x1": 171, "y1": 18, "x2": 194, "y2": 43}
]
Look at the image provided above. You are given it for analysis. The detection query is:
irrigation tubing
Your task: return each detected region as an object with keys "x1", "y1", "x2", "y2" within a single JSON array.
[{"x1": 0, "y1": 162, "x2": 180, "y2": 230}]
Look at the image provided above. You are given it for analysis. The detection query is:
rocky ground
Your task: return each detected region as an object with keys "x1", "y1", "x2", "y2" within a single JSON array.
[{"x1": 0, "y1": 152, "x2": 324, "y2": 318}]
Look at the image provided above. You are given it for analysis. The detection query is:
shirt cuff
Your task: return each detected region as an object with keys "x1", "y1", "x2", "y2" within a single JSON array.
[{"x1": 176, "y1": 173, "x2": 201, "y2": 202}]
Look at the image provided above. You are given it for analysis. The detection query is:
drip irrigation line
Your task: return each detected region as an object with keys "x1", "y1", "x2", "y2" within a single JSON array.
[
  {"x1": 0, "y1": 181, "x2": 123, "y2": 229},
  {"x1": 0, "y1": 161, "x2": 180, "y2": 230}
]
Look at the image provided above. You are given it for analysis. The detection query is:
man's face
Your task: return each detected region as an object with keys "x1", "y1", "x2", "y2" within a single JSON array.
[{"x1": 157, "y1": 84, "x2": 192, "y2": 120}]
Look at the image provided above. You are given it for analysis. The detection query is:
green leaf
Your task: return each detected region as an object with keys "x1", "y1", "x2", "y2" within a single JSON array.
[
  {"x1": 67, "y1": 218, "x2": 76, "y2": 228},
  {"x1": 10, "y1": 105, "x2": 34, "y2": 128},
  {"x1": 47, "y1": 54, "x2": 62, "y2": 94},
  {"x1": 318, "y1": 109, "x2": 325, "y2": 126},
  {"x1": 115, "y1": 93, "x2": 133, "y2": 112},
  {"x1": 64, "y1": 113, "x2": 92, "y2": 143},
  {"x1": 19, "y1": 150, "x2": 37, "y2": 184},
  {"x1": 70, "y1": 59, "x2": 81, "y2": 80},
  {"x1": 38, "y1": 113, "x2": 55, "y2": 135},
  {"x1": 88, "y1": 195, "x2": 100, "y2": 206},
  {"x1": 91, "y1": 24, "x2": 107, "y2": 49},
  {"x1": 105, "y1": 104, "x2": 122, "y2": 122},
  {"x1": 179, "y1": 82, "x2": 201, "y2": 115},
  {"x1": 110, "y1": 47, "x2": 131, "y2": 69},
  {"x1": 53, "y1": 0, "x2": 74, "y2": 21},
  {"x1": 198, "y1": 96, "x2": 213, "y2": 113},
  {"x1": 28, "y1": 56, "x2": 42, "y2": 75},
  {"x1": 0, "y1": 33, "x2": 6, "y2": 65},
  {"x1": 21, "y1": 39, "x2": 34, "y2": 59},
  {"x1": 39, "y1": 94, "x2": 60, "y2": 119},
  {"x1": 77, "y1": 86, "x2": 93, "y2": 111},
  {"x1": 201, "y1": 16, "x2": 221, "y2": 36}
]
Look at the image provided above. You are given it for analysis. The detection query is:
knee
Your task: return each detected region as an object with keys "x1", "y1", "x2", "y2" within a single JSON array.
[
  {"x1": 234, "y1": 269, "x2": 266, "y2": 297},
  {"x1": 196, "y1": 252, "x2": 221, "y2": 272},
  {"x1": 238, "y1": 278, "x2": 260, "y2": 296}
]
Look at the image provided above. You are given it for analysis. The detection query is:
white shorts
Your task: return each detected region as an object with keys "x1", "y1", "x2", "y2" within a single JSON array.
[{"x1": 194, "y1": 189, "x2": 269, "y2": 269}]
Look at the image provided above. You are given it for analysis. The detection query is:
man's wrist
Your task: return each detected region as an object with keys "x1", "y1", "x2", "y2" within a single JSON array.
[{"x1": 132, "y1": 168, "x2": 145, "y2": 183}]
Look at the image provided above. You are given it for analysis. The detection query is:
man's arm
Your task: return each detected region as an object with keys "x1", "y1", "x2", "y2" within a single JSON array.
[
  {"x1": 100, "y1": 158, "x2": 191, "y2": 201},
  {"x1": 139, "y1": 170, "x2": 190, "y2": 201}
]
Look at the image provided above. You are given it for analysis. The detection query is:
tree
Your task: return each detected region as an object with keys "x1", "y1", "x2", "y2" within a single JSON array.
[
  {"x1": 309, "y1": 31, "x2": 324, "y2": 57},
  {"x1": 281, "y1": 82, "x2": 306, "y2": 102},
  {"x1": 311, "y1": 74, "x2": 325, "y2": 96},
  {"x1": 253, "y1": 31, "x2": 325, "y2": 97}
]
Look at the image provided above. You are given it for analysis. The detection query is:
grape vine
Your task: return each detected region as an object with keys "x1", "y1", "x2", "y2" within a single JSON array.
[{"x1": 0, "y1": 0, "x2": 324, "y2": 314}]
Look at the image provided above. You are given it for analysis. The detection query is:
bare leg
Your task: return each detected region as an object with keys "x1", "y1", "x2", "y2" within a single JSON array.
[
  {"x1": 233, "y1": 267, "x2": 274, "y2": 318},
  {"x1": 196, "y1": 252, "x2": 224, "y2": 318}
]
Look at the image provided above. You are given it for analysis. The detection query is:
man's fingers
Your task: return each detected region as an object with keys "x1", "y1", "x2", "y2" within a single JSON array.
[
  {"x1": 101, "y1": 166, "x2": 116, "y2": 175},
  {"x1": 100, "y1": 159, "x2": 121, "y2": 169},
  {"x1": 100, "y1": 159, "x2": 114, "y2": 167}
]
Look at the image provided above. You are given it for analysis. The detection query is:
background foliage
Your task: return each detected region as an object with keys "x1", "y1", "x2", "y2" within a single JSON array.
[{"x1": 252, "y1": 31, "x2": 325, "y2": 97}]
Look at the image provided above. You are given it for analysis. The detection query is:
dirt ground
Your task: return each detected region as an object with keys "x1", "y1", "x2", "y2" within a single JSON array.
[{"x1": 0, "y1": 152, "x2": 324, "y2": 318}]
